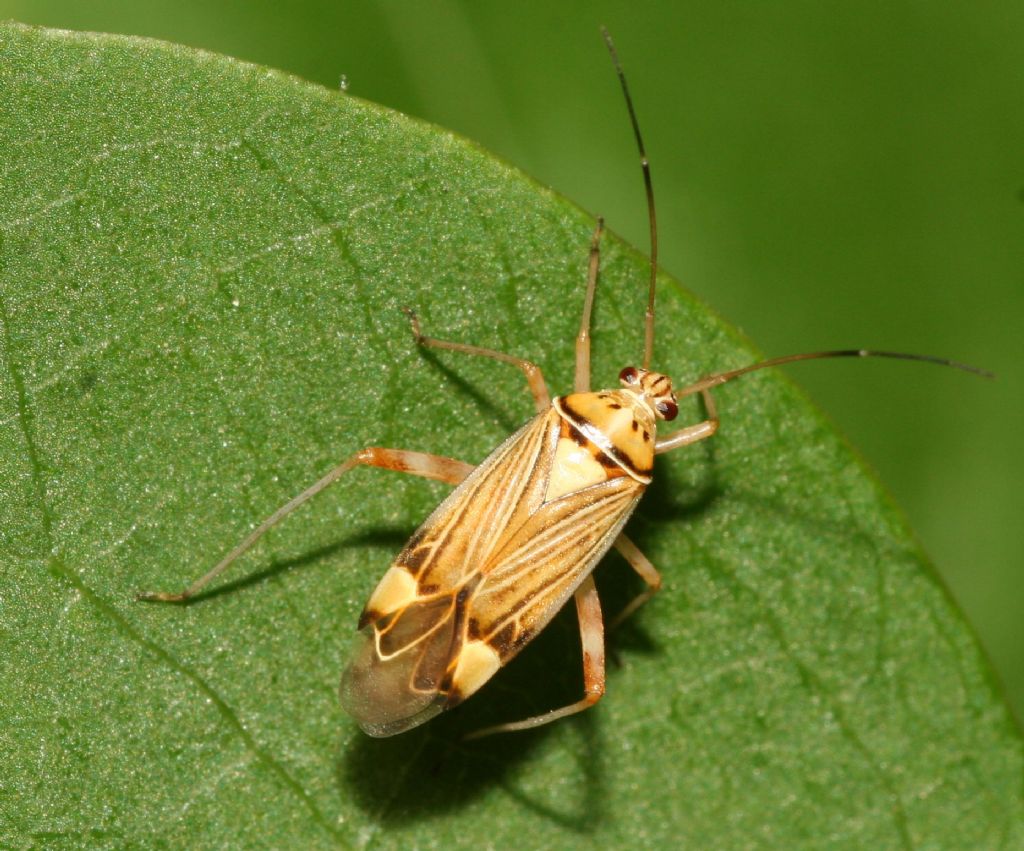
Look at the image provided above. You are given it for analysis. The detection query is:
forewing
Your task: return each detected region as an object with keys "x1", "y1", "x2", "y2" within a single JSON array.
[
  {"x1": 384, "y1": 410, "x2": 559, "y2": 598},
  {"x1": 340, "y1": 594, "x2": 457, "y2": 737},
  {"x1": 467, "y1": 476, "x2": 643, "y2": 665},
  {"x1": 342, "y1": 412, "x2": 560, "y2": 736}
]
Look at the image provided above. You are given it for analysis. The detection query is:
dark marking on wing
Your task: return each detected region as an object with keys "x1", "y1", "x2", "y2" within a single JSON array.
[
  {"x1": 396, "y1": 544, "x2": 430, "y2": 574},
  {"x1": 357, "y1": 608, "x2": 382, "y2": 631},
  {"x1": 490, "y1": 621, "x2": 518, "y2": 656}
]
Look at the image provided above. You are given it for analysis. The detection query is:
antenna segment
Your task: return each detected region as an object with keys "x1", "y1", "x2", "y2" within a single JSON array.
[
  {"x1": 602, "y1": 27, "x2": 659, "y2": 370},
  {"x1": 678, "y1": 349, "x2": 994, "y2": 397}
]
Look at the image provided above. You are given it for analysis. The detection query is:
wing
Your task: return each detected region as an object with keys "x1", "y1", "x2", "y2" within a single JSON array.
[
  {"x1": 339, "y1": 409, "x2": 645, "y2": 737},
  {"x1": 465, "y1": 475, "x2": 642, "y2": 667},
  {"x1": 339, "y1": 412, "x2": 559, "y2": 736}
]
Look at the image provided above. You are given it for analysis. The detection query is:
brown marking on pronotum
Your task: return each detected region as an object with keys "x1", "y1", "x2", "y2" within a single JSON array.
[
  {"x1": 557, "y1": 416, "x2": 631, "y2": 481},
  {"x1": 560, "y1": 395, "x2": 652, "y2": 479},
  {"x1": 599, "y1": 458, "x2": 631, "y2": 480},
  {"x1": 562, "y1": 418, "x2": 589, "y2": 446}
]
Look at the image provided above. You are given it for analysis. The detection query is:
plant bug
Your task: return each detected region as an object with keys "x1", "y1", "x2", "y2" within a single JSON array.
[{"x1": 138, "y1": 30, "x2": 990, "y2": 738}]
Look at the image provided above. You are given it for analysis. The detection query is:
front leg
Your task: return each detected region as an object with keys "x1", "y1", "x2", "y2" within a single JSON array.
[{"x1": 655, "y1": 388, "x2": 719, "y2": 454}]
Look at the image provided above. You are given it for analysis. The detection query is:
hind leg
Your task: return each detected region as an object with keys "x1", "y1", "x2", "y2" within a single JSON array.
[{"x1": 137, "y1": 447, "x2": 473, "y2": 603}]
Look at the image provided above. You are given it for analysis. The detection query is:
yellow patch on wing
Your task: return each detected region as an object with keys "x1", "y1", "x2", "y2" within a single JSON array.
[
  {"x1": 366, "y1": 566, "x2": 418, "y2": 617},
  {"x1": 545, "y1": 436, "x2": 608, "y2": 501},
  {"x1": 449, "y1": 639, "x2": 502, "y2": 701}
]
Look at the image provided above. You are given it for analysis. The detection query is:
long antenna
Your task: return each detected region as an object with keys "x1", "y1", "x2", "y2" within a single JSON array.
[
  {"x1": 677, "y1": 348, "x2": 994, "y2": 397},
  {"x1": 602, "y1": 27, "x2": 658, "y2": 370}
]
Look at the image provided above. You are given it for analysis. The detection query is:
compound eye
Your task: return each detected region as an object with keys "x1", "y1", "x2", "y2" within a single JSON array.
[
  {"x1": 619, "y1": 366, "x2": 640, "y2": 386},
  {"x1": 656, "y1": 398, "x2": 678, "y2": 421}
]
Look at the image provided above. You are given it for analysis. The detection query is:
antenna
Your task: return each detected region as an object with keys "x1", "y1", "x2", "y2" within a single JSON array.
[
  {"x1": 677, "y1": 349, "x2": 994, "y2": 397},
  {"x1": 602, "y1": 27, "x2": 658, "y2": 370},
  {"x1": 599, "y1": 31, "x2": 993, "y2": 395}
]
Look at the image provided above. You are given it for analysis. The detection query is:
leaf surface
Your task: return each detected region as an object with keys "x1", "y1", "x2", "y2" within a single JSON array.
[{"x1": 1, "y1": 23, "x2": 1020, "y2": 849}]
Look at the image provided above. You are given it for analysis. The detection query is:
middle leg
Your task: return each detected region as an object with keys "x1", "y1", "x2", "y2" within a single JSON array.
[
  {"x1": 574, "y1": 217, "x2": 605, "y2": 393},
  {"x1": 655, "y1": 388, "x2": 719, "y2": 454},
  {"x1": 608, "y1": 533, "x2": 663, "y2": 629}
]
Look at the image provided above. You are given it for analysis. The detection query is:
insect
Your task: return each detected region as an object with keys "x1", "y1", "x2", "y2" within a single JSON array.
[{"x1": 138, "y1": 30, "x2": 990, "y2": 738}]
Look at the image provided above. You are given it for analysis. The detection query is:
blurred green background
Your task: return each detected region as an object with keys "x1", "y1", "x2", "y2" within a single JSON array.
[{"x1": 6, "y1": 0, "x2": 1020, "y2": 721}]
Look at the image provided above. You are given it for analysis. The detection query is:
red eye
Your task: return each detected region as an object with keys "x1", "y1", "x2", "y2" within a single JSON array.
[
  {"x1": 656, "y1": 399, "x2": 678, "y2": 421},
  {"x1": 619, "y1": 366, "x2": 639, "y2": 385}
]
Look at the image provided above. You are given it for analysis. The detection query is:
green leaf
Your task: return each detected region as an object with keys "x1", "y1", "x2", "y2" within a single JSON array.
[{"x1": 2, "y1": 22, "x2": 1020, "y2": 849}]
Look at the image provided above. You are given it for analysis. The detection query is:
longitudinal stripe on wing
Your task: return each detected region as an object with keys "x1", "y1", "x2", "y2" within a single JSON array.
[
  {"x1": 467, "y1": 478, "x2": 643, "y2": 659},
  {"x1": 482, "y1": 481, "x2": 639, "y2": 597},
  {"x1": 459, "y1": 415, "x2": 551, "y2": 577},
  {"x1": 349, "y1": 405, "x2": 646, "y2": 730},
  {"x1": 393, "y1": 411, "x2": 558, "y2": 595}
]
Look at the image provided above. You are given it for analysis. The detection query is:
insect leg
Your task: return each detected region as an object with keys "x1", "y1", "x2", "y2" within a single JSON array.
[
  {"x1": 465, "y1": 575, "x2": 606, "y2": 739},
  {"x1": 608, "y1": 533, "x2": 662, "y2": 629},
  {"x1": 137, "y1": 448, "x2": 474, "y2": 603},
  {"x1": 405, "y1": 309, "x2": 550, "y2": 414},
  {"x1": 574, "y1": 217, "x2": 604, "y2": 393},
  {"x1": 654, "y1": 388, "x2": 719, "y2": 454}
]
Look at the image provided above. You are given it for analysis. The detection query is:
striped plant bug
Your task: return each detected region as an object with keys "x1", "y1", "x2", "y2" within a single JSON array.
[{"x1": 138, "y1": 30, "x2": 990, "y2": 738}]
